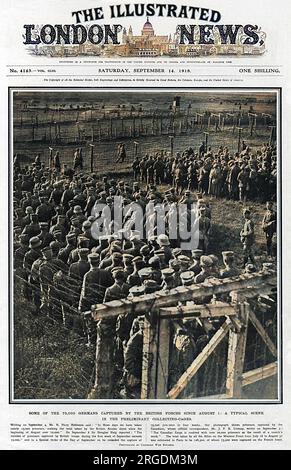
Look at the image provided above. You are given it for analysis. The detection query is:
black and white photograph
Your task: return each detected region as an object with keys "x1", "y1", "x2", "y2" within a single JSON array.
[{"x1": 11, "y1": 89, "x2": 280, "y2": 401}]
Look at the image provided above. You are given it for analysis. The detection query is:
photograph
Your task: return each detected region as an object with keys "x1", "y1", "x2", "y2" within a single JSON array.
[{"x1": 11, "y1": 89, "x2": 279, "y2": 401}]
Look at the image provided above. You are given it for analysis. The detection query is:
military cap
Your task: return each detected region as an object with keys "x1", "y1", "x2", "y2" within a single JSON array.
[
  {"x1": 78, "y1": 248, "x2": 90, "y2": 256},
  {"x1": 25, "y1": 206, "x2": 34, "y2": 214},
  {"x1": 88, "y1": 253, "x2": 100, "y2": 263},
  {"x1": 129, "y1": 285, "x2": 145, "y2": 297},
  {"x1": 123, "y1": 253, "x2": 134, "y2": 261},
  {"x1": 192, "y1": 249, "x2": 203, "y2": 258},
  {"x1": 154, "y1": 249, "x2": 165, "y2": 256},
  {"x1": 71, "y1": 218, "x2": 80, "y2": 225},
  {"x1": 178, "y1": 255, "x2": 191, "y2": 265},
  {"x1": 132, "y1": 256, "x2": 143, "y2": 263},
  {"x1": 180, "y1": 270, "x2": 195, "y2": 285},
  {"x1": 140, "y1": 245, "x2": 150, "y2": 254},
  {"x1": 222, "y1": 251, "x2": 234, "y2": 259},
  {"x1": 112, "y1": 251, "x2": 123, "y2": 259},
  {"x1": 133, "y1": 181, "x2": 139, "y2": 187},
  {"x1": 172, "y1": 248, "x2": 182, "y2": 257},
  {"x1": 82, "y1": 221, "x2": 91, "y2": 230},
  {"x1": 143, "y1": 279, "x2": 159, "y2": 293},
  {"x1": 66, "y1": 233, "x2": 76, "y2": 242},
  {"x1": 112, "y1": 269, "x2": 126, "y2": 280},
  {"x1": 99, "y1": 191, "x2": 107, "y2": 197},
  {"x1": 109, "y1": 187, "x2": 115, "y2": 194},
  {"x1": 148, "y1": 256, "x2": 160, "y2": 266},
  {"x1": 118, "y1": 180, "x2": 125, "y2": 186},
  {"x1": 200, "y1": 255, "x2": 213, "y2": 267},
  {"x1": 29, "y1": 236, "x2": 41, "y2": 249},
  {"x1": 138, "y1": 267, "x2": 153, "y2": 279},
  {"x1": 39, "y1": 222, "x2": 49, "y2": 229},
  {"x1": 106, "y1": 197, "x2": 113, "y2": 203},
  {"x1": 162, "y1": 268, "x2": 174, "y2": 278},
  {"x1": 157, "y1": 234, "x2": 170, "y2": 246},
  {"x1": 184, "y1": 190, "x2": 191, "y2": 196},
  {"x1": 73, "y1": 205, "x2": 82, "y2": 214}
]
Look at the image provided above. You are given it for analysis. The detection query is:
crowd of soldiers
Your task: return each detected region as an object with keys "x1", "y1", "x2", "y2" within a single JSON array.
[
  {"x1": 132, "y1": 140, "x2": 277, "y2": 201},
  {"x1": 13, "y1": 140, "x2": 277, "y2": 397}
]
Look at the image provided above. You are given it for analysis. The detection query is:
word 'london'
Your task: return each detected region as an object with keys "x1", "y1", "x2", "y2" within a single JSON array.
[{"x1": 23, "y1": 24, "x2": 262, "y2": 46}]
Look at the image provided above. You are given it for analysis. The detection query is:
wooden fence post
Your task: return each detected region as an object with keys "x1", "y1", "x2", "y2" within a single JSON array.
[
  {"x1": 226, "y1": 294, "x2": 250, "y2": 398},
  {"x1": 141, "y1": 313, "x2": 159, "y2": 399},
  {"x1": 88, "y1": 320, "x2": 116, "y2": 399}
]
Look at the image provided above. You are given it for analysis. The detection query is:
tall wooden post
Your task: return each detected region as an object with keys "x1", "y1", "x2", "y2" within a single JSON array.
[
  {"x1": 88, "y1": 320, "x2": 116, "y2": 399},
  {"x1": 141, "y1": 314, "x2": 159, "y2": 399},
  {"x1": 226, "y1": 294, "x2": 250, "y2": 398},
  {"x1": 155, "y1": 318, "x2": 170, "y2": 399}
]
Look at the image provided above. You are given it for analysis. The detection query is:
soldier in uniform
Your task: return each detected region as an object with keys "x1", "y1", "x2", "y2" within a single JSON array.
[
  {"x1": 197, "y1": 206, "x2": 211, "y2": 253},
  {"x1": 156, "y1": 234, "x2": 173, "y2": 264},
  {"x1": 104, "y1": 269, "x2": 129, "y2": 303},
  {"x1": 240, "y1": 208, "x2": 255, "y2": 266},
  {"x1": 79, "y1": 253, "x2": 113, "y2": 311},
  {"x1": 15, "y1": 234, "x2": 30, "y2": 271},
  {"x1": 169, "y1": 258, "x2": 182, "y2": 287},
  {"x1": 79, "y1": 253, "x2": 114, "y2": 344},
  {"x1": 194, "y1": 255, "x2": 213, "y2": 284},
  {"x1": 38, "y1": 247, "x2": 56, "y2": 315},
  {"x1": 123, "y1": 318, "x2": 144, "y2": 398},
  {"x1": 69, "y1": 248, "x2": 90, "y2": 289},
  {"x1": 22, "y1": 213, "x2": 40, "y2": 239},
  {"x1": 180, "y1": 270, "x2": 195, "y2": 286},
  {"x1": 36, "y1": 196, "x2": 54, "y2": 223},
  {"x1": 38, "y1": 222, "x2": 54, "y2": 248},
  {"x1": 262, "y1": 201, "x2": 276, "y2": 256},
  {"x1": 220, "y1": 251, "x2": 240, "y2": 278},
  {"x1": 189, "y1": 249, "x2": 203, "y2": 276},
  {"x1": 161, "y1": 268, "x2": 175, "y2": 290},
  {"x1": 127, "y1": 257, "x2": 144, "y2": 287},
  {"x1": 57, "y1": 233, "x2": 76, "y2": 264}
]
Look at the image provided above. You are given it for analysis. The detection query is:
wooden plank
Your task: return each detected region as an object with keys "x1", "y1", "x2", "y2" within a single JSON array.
[
  {"x1": 140, "y1": 316, "x2": 159, "y2": 399},
  {"x1": 242, "y1": 362, "x2": 277, "y2": 387},
  {"x1": 167, "y1": 319, "x2": 231, "y2": 400},
  {"x1": 225, "y1": 303, "x2": 249, "y2": 398},
  {"x1": 249, "y1": 309, "x2": 277, "y2": 358},
  {"x1": 155, "y1": 319, "x2": 170, "y2": 399},
  {"x1": 159, "y1": 303, "x2": 236, "y2": 319},
  {"x1": 91, "y1": 273, "x2": 276, "y2": 321}
]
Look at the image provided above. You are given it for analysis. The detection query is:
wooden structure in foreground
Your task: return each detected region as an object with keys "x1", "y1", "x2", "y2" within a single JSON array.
[{"x1": 88, "y1": 268, "x2": 277, "y2": 400}]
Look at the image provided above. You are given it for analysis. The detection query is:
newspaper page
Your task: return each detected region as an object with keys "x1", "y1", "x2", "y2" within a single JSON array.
[{"x1": 0, "y1": 0, "x2": 290, "y2": 456}]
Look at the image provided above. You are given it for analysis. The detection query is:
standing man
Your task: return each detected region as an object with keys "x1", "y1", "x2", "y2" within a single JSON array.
[
  {"x1": 262, "y1": 201, "x2": 276, "y2": 257},
  {"x1": 240, "y1": 208, "x2": 255, "y2": 266}
]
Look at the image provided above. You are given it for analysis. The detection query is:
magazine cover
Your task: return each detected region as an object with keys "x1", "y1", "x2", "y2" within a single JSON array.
[{"x1": 0, "y1": 0, "x2": 290, "y2": 458}]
